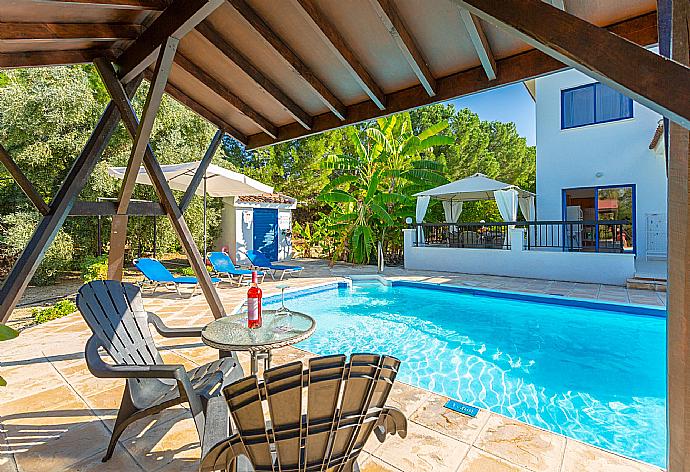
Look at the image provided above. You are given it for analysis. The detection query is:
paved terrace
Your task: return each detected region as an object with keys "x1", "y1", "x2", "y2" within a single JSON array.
[{"x1": 0, "y1": 260, "x2": 665, "y2": 472}]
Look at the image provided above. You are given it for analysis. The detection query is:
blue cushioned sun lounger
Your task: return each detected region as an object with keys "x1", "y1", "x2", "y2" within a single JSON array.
[
  {"x1": 134, "y1": 258, "x2": 220, "y2": 297},
  {"x1": 207, "y1": 252, "x2": 264, "y2": 286},
  {"x1": 245, "y1": 250, "x2": 303, "y2": 281}
]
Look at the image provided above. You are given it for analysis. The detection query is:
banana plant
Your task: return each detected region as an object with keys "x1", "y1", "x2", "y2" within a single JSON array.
[
  {"x1": 0, "y1": 324, "x2": 19, "y2": 386},
  {"x1": 318, "y1": 115, "x2": 453, "y2": 263}
]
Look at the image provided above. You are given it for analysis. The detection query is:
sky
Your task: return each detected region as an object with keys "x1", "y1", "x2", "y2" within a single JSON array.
[{"x1": 449, "y1": 83, "x2": 536, "y2": 146}]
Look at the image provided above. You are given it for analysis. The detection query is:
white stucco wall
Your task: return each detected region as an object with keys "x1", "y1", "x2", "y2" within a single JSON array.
[
  {"x1": 534, "y1": 68, "x2": 667, "y2": 276},
  {"x1": 403, "y1": 229, "x2": 635, "y2": 285}
]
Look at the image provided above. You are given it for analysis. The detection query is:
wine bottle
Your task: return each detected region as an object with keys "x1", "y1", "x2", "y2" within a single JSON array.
[{"x1": 247, "y1": 271, "x2": 262, "y2": 329}]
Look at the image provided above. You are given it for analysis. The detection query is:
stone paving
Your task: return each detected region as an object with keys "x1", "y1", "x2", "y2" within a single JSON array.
[{"x1": 0, "y1": 260, "x2": 665, "y2": 471}]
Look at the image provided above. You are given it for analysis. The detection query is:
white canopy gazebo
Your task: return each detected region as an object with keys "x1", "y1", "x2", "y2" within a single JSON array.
[
  {"x1": 413, "y1": 173, "x2": 536, "y2": 225},
  {"x1": 108, "y1": 161, "x2": 274, "y2": 256}
]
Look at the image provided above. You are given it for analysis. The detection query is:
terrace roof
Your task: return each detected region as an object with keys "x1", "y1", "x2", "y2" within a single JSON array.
[{"x1": 0, "y1": 0, "x2": 660, "y2": 149}]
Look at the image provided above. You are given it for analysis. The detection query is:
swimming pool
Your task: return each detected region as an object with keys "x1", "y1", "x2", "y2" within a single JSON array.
[{"x1": 265, "y1": 280, "x2": 666, "y2": 467}]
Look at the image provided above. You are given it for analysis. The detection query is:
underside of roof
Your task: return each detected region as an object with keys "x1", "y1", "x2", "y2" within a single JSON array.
[{"x1": 0, "y1": 0, "x2": 658, "y2": 149}]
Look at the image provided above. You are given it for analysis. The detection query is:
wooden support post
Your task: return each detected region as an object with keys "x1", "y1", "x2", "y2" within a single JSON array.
[
  {"x1": 667, "y1": 1, "x2": 689, "y2": 470},
  {"x1": 179, "y1": 129, "x2": 223, "y2": 213},
  {"x1": 0, "y1": 77, "x2": 142, "y2": 324},
  {"x1": 105, "y1": 37, "x2": 178, "y2": 280},
  {"x1": 0, "y1": 143, "x2": 50, "y2": 215},
  {"x1": 95, "y1": 59, "x2": 226, "y2": 319}
]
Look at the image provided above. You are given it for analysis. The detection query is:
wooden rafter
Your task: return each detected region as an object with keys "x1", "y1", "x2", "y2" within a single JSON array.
[
  {"x1": 196, "y1": 21, "x2": 313, "y2": 130},
  {"x1": 245, "y1": 12, "x2": 658, "y2": 149},
  {"x1": 368, "y1": 0, "x2": 436, "y2": 96},
  {"x1": 453, "y1": 0, "x2": 690, "y2": 128},
  {"x1": 292, "y1": 0, "x2": 386, "y2": 110},
  {"x1": 115, "y1": 0, "x2": 223, "y2": 83},
  {"x1": 144, "y1": 71, "x2": 247, "y2": 144},
  {"x1": 0, "y1": 143, "x2": 50, "y2": 215},
  {"x1": 97, "y1": 58, "x2": 226, "y2": 318},
  {"x1": 179, "y1": 129, "x2": 223, "y2": 213},
  {"x1": 459, "y1": 9, "x2": 497, "y2": 80},
  {"x1": 0, "y1": 48, "x2": 115, "y2": 68},
  {"x1": 0, "y1": 22, "x2": 143, "y2": 40},
  {"x1": 0, "y1": 77, "x2": 143, "y2": 324},
  {"x1": 173, "y1": 53, "x2": 278, "y2": 139},
  {"x1": 227, "y1": 0, "x2": 346, "y2": 120},
  {"x1": 47, "y1": 0, "x2": 168, "y2": 9}
]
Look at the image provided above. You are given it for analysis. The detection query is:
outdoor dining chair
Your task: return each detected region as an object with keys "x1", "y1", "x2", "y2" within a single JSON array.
[
  {"x1": 200, "y1": 353, "x2": 408, "y2": 472},
  {"x1": 207, "y1": 251, "x2": 264, "y2": 286},
  {"x1": 76, "y1": 280, "x2": 244, "y2": 462},
  {"x1": 245, "y1": 249, "x2": 304, "y2": 280},
  {"x1": 134, "y1": 257, "x2": 221, "y2": 297}
]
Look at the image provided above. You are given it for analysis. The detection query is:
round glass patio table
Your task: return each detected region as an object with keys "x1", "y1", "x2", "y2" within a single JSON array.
[{"x1": 201, "y1": 310, "x2": 316, "y2": 375}]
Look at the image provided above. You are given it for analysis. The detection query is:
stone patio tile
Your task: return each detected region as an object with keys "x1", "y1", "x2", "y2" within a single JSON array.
[
  {"x1": 122, "y1": 415, "x2": 200, "y2": 471},
  {"x1": 458, "y1": 447, "x2": 530, "y2": 471},
  {"x1": 0, "y1": 360, "x2": 67, "y2": 403},
  {"x1": 474, "y1": 414, "x2": 566, "y2": 472},
  {"x1": 410, "y1": 395, "x2": 490, "y2": 444},
  {"x1": 373, "y1": 421, "x2": 469, "y2": 472},
  {"x1": 70, "y1": 444, "x2": 144, "y2": 471},
  {"x1": 560, "y1": 439, "x2": 663, "y2": 472},
  {"x1": 386, "y1": 382, "x2": 432, "y2": 417},
  {"x1": 5, "y1": 418, "x2": 111, "y2": 471},
  {"x1": 360, "y1": 455, "x2": 404, "y2": 472},
  {"x1": 0, "y1": 385, "x2": 83, "y2": 420}
]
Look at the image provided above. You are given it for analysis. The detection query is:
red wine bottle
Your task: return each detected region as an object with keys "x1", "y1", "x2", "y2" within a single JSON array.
[{"x1": 247, "y1": 271, "x2": 262, "y2": 329}]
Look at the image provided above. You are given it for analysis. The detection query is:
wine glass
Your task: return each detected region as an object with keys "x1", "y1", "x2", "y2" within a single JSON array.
[{"x1": 276, "y1": 283, "x2": 291, "y2": 316}]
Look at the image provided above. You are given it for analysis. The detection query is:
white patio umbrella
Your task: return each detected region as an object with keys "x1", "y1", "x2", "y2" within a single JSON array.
[{"x1": 108, "y1": 161, "x2": 274, "y2": 257}]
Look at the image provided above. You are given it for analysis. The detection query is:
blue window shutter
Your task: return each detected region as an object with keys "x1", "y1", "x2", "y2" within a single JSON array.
[{"x1": 252, "y1": 208, "x2": 279, "y2": 261}]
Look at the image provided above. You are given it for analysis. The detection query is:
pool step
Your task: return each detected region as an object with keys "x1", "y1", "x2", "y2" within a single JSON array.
[{"x1": 626, "y1": 276, "x2": 667, "y2": 292}]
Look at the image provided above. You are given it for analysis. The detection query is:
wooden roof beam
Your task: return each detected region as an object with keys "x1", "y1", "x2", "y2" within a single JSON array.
[
  {"x1": 143, "y1": 69, "x2": 247, "y2": 144},
  {"x1": 454, "y1": 0, "x2": 690, "y2": 129},
  {"x1": 0, "y1": 48, "x2": 115, "y2": 68},
  {"x1": 196, "y1": 21, "x2": 313, "y2": 130},
  {"x1": 459, "y1": 9, "x2": 497, "y2": 80},
  {"x1": 173, "y1": 53, "x2": 278, "y2": 139},
  {"x1": 0, "y1": 22, "x2": 143, "y2": 41},
  {"x1": 368, "y1": 0, "x2": 436, "y2": 96},
  {"x1": 227, "y1": 0, "x2": 346, "y2": 121},
  {"x1": 47, "y1": 0, "x2": 168, "y2": 10},
  {"x1": 293, "y1": 0, "x2": 386, "y2": 110},
  {"x1": 244, "y1": 12, "x2": 658, "y2": 149},
  {"x1": 115, "y1": 0, "x2": 223, "y2": 83}
]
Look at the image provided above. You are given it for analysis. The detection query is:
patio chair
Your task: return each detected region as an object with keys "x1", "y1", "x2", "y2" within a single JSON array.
[
  {"x1": 76, "y1": 280, "x2": 244, "y2": 462},
  {"x1": 200, "y1": 353, "x2": 408, "y2": 472},
  {"x1": 134, "y1": 257, "x2": 220, "y2": 296},
  {"x1": 245, "y1": 249, "x2": 304, "y2": 280},
  {"x1": 460, "y1": 230, "x2": 481, "y2": 248},
  {"x1": 207, "y1": 251, "x2": 264, "y2": 286}
]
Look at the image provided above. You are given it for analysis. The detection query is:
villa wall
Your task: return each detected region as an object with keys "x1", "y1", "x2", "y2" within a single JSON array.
[
  {"x1": 534, "y1": 67, "x2": 667, "y2": 277},
  {"x1": 403, "y1": 229, "x2": 636, "y2": 285}
]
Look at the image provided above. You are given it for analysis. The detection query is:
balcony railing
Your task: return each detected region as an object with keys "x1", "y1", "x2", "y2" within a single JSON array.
[{"x1": 412, "y1": 220, "x2": 633, "y2": 253}]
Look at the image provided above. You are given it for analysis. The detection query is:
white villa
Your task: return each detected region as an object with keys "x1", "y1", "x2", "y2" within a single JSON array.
[{"x1": 404, "y1": 67, "x2": 667, "y2": 287}]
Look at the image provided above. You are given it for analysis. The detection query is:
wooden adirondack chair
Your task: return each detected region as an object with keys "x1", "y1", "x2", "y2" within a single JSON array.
[
  {"x1": 76, "y1": 280, "x2": 244, "y2": 462},
  {"x1": 200, "y1": 353, "x2": 407, "y2": 472}
]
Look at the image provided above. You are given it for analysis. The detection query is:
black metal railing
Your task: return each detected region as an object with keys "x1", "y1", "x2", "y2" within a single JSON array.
[{"x1": 412, "y1": 220, "x2": 633, "y2": 253}]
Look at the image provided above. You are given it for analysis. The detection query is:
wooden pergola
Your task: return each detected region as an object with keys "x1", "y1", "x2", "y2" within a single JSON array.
[{"x1": 0, "y1": 0, "x2": 689, "y2": 467}]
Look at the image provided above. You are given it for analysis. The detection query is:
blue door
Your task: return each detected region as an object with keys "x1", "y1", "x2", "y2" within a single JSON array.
[{"x1": 253, "y1": 208, "x2": 279, "y2": 261}]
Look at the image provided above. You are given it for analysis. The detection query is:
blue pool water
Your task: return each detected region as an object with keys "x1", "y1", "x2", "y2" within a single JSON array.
[{"x1": 266, "y1": 282, "x2": 666, "y2": 467}]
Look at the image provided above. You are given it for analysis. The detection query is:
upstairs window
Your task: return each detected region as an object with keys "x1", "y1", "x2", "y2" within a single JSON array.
[{"x1": 561, "y1": 83, "x2": 633, "y2": 129}]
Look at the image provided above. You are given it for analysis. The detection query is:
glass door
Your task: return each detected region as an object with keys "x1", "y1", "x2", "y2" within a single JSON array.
[{"x1": 597, "y1": 186, "x2": 634, "y2": 252}]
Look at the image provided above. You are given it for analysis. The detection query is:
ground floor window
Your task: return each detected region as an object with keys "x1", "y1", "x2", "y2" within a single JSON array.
[{"x1": 562, "y1": 185, "x2": 635, "y2": 253}]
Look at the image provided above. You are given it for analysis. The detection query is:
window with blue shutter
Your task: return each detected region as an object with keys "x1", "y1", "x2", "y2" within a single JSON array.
[{"x1": 561, "y1": 83, "x2": 633, "y2": 129}]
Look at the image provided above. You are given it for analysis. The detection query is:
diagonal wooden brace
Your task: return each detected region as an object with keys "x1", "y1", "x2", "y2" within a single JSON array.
[
  {"x1": 0, "y1": 77, "x2": 143, "y2": 324},
  {"x1": 95, "y1": 57, "x2": 226, "y2": 319},
  {"x1": 107, "y1": 36, "x2": 179, "y2": 280}
]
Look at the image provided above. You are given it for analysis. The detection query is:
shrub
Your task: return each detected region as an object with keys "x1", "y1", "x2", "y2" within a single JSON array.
[
  {"x1": 80, "y1": 255, "x2": 109, "y2": 282},
  {"x1": 32, "y1": 299, "x2": 77, "y2": 324},
  {"x1": 0, "y1": 212, "x2": 74, "y2": 285}
]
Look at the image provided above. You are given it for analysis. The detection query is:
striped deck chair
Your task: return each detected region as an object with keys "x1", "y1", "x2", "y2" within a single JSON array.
[{"x1": 200, "y1": 353, "x2": 407, "y2": 472}]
